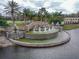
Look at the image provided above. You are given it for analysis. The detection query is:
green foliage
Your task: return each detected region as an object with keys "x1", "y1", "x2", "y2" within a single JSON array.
[
  {"x1": 64, "y1": 24, "x2": 79, "y2": 30},
  {"x1": 22, "y1": 8, "x2": 64, "y2": 23},
  {"x1": 23, "y1": 8, "x2": 36, "y2": 20},
  {"x1": 38, "y1": 7, "x2": 48, "y2": 21},
  {"x1": 48, "y1": 18, "x2": 53, "y2": 24},
  {"x1": 5, "y1": 0, "x2": 20, "y2": 14},
  {"x1": 48, "y1": 11, "x2": 64, "y2": 24},
  {"x1": 17, "y1": 38, "x2": 55, "y2": 43},
  {"x1": 0, "y1": 20, "x2": 9, "y2": 26},
  {"x1": 5, "y1": 0, "x2": 20, "y2": 24}
]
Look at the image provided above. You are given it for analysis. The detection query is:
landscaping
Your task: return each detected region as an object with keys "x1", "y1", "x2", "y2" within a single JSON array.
[
  {"x1": 0, "y1": 20, "x2": 9, "y2": 27},
  {"x1": 9, "y1": 31, "x2": 70, "y2": 48},
  {"x1": 17, "y1": 38, "x2": 55, "y2": 43},
  {"x1": 0, "y1": 0, "x2": 74, "y2": 48},
  {"x1": 6, "y1": 21, "x2": 79, "y2": 30},
  {"x1": 64, "y1": 24, "x2": 79, "y2": 30},
  {"x1": 7, "y1": 20, "x2": 24, "y2": 26}
]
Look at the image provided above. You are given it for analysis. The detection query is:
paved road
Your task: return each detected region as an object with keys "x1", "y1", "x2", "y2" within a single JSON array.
[{"x1": 0, "y1": 29, "x2": 79, "y2": 59}]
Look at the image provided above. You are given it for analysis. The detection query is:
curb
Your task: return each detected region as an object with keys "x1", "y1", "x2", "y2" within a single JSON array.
[{"x1": 9, "y1": 31, "x2": 71, "y2": 48}]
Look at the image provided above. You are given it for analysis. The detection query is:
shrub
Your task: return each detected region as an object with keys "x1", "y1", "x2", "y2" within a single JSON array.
[{"x1": 0, "y1": 20, "x2": 9, "y2": 27}]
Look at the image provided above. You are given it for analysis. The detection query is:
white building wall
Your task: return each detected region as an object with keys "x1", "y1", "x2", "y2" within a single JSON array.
[{"x1": 64, "y1": 17, "x2": 79, "y2": 24}]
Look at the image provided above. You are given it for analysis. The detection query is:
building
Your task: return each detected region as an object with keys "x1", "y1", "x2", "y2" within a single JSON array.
[
  {"x1": 63, "y1": 13, "x2": 79, "y2": 24},
  {"x1": 64, "y1": 17, "x2": 79, "y2": 24}
]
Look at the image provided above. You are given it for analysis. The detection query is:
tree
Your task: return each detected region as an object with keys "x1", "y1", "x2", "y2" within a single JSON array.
[
  {"x1": 23, "y1": 8, "x2": 29, "y2": 19},
  {"x1": 28, "y1": 10, "x2": 34, "y2": 20},
  {"x1": 32, "y1": 12, "x2": 38, "y2": 21},
  {"x1": 0, "y1": 13, "x2": 8, "y2": 26},
  {"x1": 4, "y1": 0, "x2": 20, "y2": 25},
  {"x1": 48, "y1": 11, "x2": 63, "y2": 24},
  {"x1": 23, "y1": 8, "x2": 31, "y2": 24},
  {"x1": 16, "y1": 11, "x2": 23, "y2": 21},
  {"x1": 38, "y1": 7, "x2": 48, "y2": 21}
]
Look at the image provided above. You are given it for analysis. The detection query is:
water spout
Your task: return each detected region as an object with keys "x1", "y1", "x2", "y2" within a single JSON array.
[
  {"x1": 39, "y1": 27, "x2": 42, "y2": 32},
  {"x1": 44, "y1": 27, "x2": 47, "y2": 32}
]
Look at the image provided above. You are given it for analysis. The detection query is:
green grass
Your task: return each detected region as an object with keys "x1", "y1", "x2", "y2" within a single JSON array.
[
  {"x1": 27, "y1": 31, "x2": 33, "y2": 34},
  {"x1": 64, "y1": 24, "x2": 79, "y2": 30},
  {"x1": 6, "y1": 21, "x2": 79, "y2": 30},
  {"x1": 7, "y1": 20, "x2": 24, "y2": 25},
  {"x1": 17, "y1": 38, "x2": 55, "y2": 43}
]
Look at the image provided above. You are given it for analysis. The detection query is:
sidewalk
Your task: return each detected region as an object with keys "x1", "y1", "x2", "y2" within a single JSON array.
[{"x1": 0, "y1": 36, "x2": 14, "y2": 48}]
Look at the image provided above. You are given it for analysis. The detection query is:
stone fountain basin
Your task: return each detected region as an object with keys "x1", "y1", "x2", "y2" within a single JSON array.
[
  {"x1": 9, "y1": 31, "x2": 70, "y2": 48},
  {"x1": 25, "y1": 29, "x2": 59, "y2": 40}
]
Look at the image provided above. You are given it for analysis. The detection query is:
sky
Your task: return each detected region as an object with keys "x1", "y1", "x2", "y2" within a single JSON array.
[{"x1": 0, "y1": 0, "x2": 79, "y2": 15}]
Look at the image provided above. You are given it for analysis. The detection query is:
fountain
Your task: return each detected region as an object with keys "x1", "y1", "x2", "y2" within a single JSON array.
[
  {"x1": 7, "y1": 21, "x2": 70, "y2": 48},
  {"x1": 44, "y1": 27, "x2": 47, "y2": 32}
]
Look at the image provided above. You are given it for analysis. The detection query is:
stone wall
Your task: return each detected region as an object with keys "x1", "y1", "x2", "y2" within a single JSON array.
[
  {"x1": 7, "y1": 30, "x2": 59, "y2": 40},
  {"x1": 25, "y1": 32, "x2": 58, "y2": 40},
  {"x1": 9, "y1": 31, "x2": 70, "y2": 48}
]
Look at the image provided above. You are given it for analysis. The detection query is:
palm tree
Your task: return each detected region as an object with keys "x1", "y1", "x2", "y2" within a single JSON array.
[
  {"x1": 27, "y1": 10, "x2": 35, "y2": 21},
  {"x1": 49, "y1": 11, "x2": 63, "y2": 24},
  {"x1": 16, "y1": 11, "x2": 23, "y2": 21},
  {"x1": 4, "y1": 0, "x2": 20, "y2": 25},
  {"x1": 38, "y1": 7, "x2": 48, "y2": 21},
  {"x1": 23, "y1": 8, "x2": 37, "y2": 23},
  {"x1": 23, "y1": 8, "x2": 31, "y2": 24},
  {"x1": 32, "y1": 12, "x2": 38, "y2": 21}
]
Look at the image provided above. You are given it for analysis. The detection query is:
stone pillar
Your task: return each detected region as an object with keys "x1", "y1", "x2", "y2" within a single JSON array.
[{"x1": 6, "y1": 32, "x2": 9, "y2": 39}]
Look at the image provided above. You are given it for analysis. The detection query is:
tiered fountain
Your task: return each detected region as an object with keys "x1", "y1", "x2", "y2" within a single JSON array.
[
  {"x1": 25, "y1": 23, "x2": 59, "y2": 40},
  {"x1": 8, "y1": 21, "x2": 70, "y2": 48}
]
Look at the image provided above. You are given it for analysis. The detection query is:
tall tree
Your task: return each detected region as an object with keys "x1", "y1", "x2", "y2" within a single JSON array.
[
  {"x1": 23, "y1": 8, "x2": 36, "y2": 22},
  {"x1": 38, "y1": 7, "x2": 48, "y2": 21},
  {"x1": 23, "y1": 8, "x2": 31, "y2": 23},
  {"x1": 48, "y1": 11, "x2": 63, "y2": 24},
  {"x1": 4, "y1": 0, "x2": 20, "y2": 25},
  {"x1": 32, "y1": 12, "x2": 38, "y2": 21}
]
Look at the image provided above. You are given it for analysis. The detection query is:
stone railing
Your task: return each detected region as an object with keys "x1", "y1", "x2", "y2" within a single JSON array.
[
  {"x1": 6, "y1": 26, "x2": 63, "y2": 40},
  {"x1": 6, "y1": 30, "x2": 24, "y2": 39}
]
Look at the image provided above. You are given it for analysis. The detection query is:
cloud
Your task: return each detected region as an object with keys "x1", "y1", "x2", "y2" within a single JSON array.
[
  {"x1": 32, "y1": 0, "x2": 44, "y2": 7},
  {"x1": 47, "y1": 2, "x2": 62, "y2": 9},
  {"x1": 60, "y1": 0, "x2": 77, "y2": 13},
  {"x1": 0, "y1": 0, "x2": 79, "y2": 14},
  {"x1": 74, "y1": 1, "x2": 79, "y2": 12}
]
